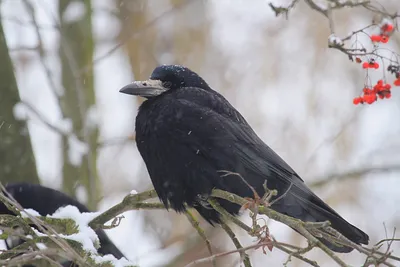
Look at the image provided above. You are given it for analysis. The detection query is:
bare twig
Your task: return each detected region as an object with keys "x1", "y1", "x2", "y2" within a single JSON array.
[
  {"x1": 184, "y1": 241, "x2": 268, "y2": 267},
  {"x1": 20, "y1": 101, "x2": 71, "y2": 136},
  {"x1": 220, "y1": 220, "x2": 252, "y2": 267},
  {"x1": 21, "y1": 0, "x2": 63, "y2": 104},
  {"x1": 80, "y1": 0, "x2": 197, "y2": 75},
  {"x1": 208, "y1": 198, "x2": 253, "y2": 234},
  {"x1": 310, "y1": 164, "x2": 400, "y2": 187},
  {"x1": 88, "y1": 189, "x2": 159, "y2": 229},
  {"x1": 21, "y1": 100, "x2": 135, "y2": 149},
  {"x1": 268, "y1": 0, "x2": 300, "y2": 18},
  {"x1": 184, "y1": 210, "x2": 215, "y2": 267}
]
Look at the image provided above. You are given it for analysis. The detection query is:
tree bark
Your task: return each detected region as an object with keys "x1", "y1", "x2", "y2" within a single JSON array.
[
  {"x1": 0, "y1": 16, "x2": 40, "y2": 184},
  {"x1": 58, "y1": 0, "x2": 100, "y2": 210}
]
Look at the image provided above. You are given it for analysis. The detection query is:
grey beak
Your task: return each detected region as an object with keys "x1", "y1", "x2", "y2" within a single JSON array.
[{"x1": 119, "y1": 79, "x2": 168, "y2": 97}]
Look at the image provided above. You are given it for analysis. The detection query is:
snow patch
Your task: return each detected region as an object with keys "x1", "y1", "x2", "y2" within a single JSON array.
[
  {"x1": 85, "y1": 105, "x2": 99, "y2": 130},
  {"x1": 13, "y1": 102, "x2": 28, "y2": 121},
  {"x1": 328, "y1": 34, "x2": 344, "y2": 47},
  {"x1": 46, "y1": 206, "x2": 135, "y2": 266},
  {"x1": 56, "y1": 118, "x2": 73, "y2": 134},
  {"x1": 36, "y1": 242, "x2": 47, "y2": 250},
  {"x1": 129, "y1": 189, "x2": 138, "y2": 195},
  {"x1": 47, "y1": 205, "x2": 100, "y2": 253},
  {"x1": 67, "y1": 134, "x2": 89, "y2": 166},
  {"x1": 21, "y1": 208, "x2": 41, "y2": 218},
  {"x1": 75, "y1": 184, "x2": 88, "y2": 205},
  {"x1": 92, "y1": 254, "x2": 135, "y2": 267},
  {"x1": 62, "y1": 1, "x2": 86, "y2": 23}
]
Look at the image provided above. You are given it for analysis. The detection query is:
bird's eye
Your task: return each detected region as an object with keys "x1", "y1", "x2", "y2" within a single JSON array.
[{"x1": 163, "y1": 81, "x2": 172, "y2": 88}]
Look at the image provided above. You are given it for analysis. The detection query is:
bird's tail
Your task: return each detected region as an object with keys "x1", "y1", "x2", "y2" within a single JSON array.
[{"x1": 273, "y1": 191, "x2": 369, "y2": 253}]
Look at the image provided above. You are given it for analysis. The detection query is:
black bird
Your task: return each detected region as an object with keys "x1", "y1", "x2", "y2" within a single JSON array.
[
  {"x1": 119, "y1": 64, "x2": 369, "y2": 252},
  {"x1": 0, "y1": 182, "x2": 125, "y2": 266}
]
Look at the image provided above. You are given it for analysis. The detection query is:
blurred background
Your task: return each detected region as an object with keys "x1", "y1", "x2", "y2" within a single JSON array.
[{"x1": 0, "y1": 0, "x2": 399, "y2": 266}]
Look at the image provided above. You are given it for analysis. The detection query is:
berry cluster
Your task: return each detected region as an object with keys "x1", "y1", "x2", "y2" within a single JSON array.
[
  {"x1": 362, "y1": 59, "x2": 379, "y2": 69},
  {"x1": 370, "y1": 22, "x2": 394, "y2": 43},
  {"x1": 353, "y1": 80, "x2": 392, "y2": 105},
  {"x1": 353, "y1": 21, "x2": 398, "y2": 105}
]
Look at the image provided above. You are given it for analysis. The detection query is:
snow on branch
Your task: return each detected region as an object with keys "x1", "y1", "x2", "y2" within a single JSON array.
[{"x1": 0, "y1": 184, "x2": 137, "y2": 267}]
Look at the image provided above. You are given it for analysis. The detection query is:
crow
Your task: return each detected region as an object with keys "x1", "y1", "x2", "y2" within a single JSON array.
[
  {"x1": 0, "y1": 182, "x2": 125, "y2": 266},
  {"x1": 119, "y1": 64, "x2": 369, "y2": 252}
]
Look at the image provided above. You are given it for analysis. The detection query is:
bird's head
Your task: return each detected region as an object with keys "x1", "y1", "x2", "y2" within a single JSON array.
[{"x1": 119, "y1": 65, "x2": 210, "y2": 98}]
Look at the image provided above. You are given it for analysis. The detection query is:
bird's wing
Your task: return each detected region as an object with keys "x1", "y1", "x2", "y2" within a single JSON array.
[
  {"x1": 154, "y1": 89, "x2": 306, "y2": 192},
  {"x1": 172, "y1": 87, "x2": 304, "y2": 182},
  {"x1": 158, "y1": 90, "x2": 342, "y2": 217}
]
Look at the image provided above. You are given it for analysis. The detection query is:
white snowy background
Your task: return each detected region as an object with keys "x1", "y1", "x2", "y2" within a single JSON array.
[{"x1": 1, "y1": 0, "x2": 400, "y2": 266}]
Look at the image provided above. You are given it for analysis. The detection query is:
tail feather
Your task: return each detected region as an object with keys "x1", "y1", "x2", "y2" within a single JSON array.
[{"x1": 273, "y1": 190, "x2": 369, "y2": 253}]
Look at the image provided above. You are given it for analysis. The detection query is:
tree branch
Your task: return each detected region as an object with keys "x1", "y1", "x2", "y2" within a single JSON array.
[
  {"x1": 88, "y1": 189, "x2": 159, "y2": 229},
  {"x1": 2, "y1": 184, "x2": 399, "y2": 266},
  {"x1": 184, "y1": 210, "x2": 215, "y2": 267},
  {"x1": 310, "y1": 164, "x2": 400, "y2": 188}
]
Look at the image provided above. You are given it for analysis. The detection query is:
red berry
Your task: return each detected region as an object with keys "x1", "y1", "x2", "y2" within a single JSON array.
[
  {"x1": 370, "y1": 35, "x2": 382, "y2": 42},
  {"x1": 394, "y1": 79, "x2": 400, "y2": 86},
  {"x1": 384, "y1": 84, "x2": 392, "y2": 90},
  {"x1": 364, "y1": 94, "x2": 377, "y2": 104},
  {"x1": 362, "y1": 62, "x2": 369, "y2": 69},
  {"x1": 353, "y1": 97, "x2": 361, "y2": 105},
  {"x1": 377, "y1": 80, "x2": 383, "y2": 85},
  {"x1": 378, "y1": 94, "x2": 385, "y2": 99},
  {"x1": 382, "y1": 24, "x2": 394, "y2": 33},
  {"x1": 385, "y1": 93, "x2": 392, "y2": 99},
  {"x1": 373, "y1": 62, "x2": 380, "y2": 69},
  {"x1": 381, "y1": 35, "x2": 389, "y2": 43}
]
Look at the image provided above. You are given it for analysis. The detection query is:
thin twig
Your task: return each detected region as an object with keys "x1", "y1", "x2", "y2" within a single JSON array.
[
  {"x1": 80, "y1": 0, "x2": 197, "y2": 75},
  {"x1": 184, "y1": 241, "x2": 267, "y2": 267},
  {"x1": 184, "y1": 210, "x2": 215, "y2": 267},
  {"x1": 208, "y1": 198, "x2": 253, "y2": 233},
  {"x1": 220, "y1": 220, "x2": 252, "y2": 267},
  {"x1": 88, "y1": 189, "x2": 159, "y2": 229},
  {"x1": 21, "y1": 0, "x2": 63, "y2": 105},
  {"x1": 310, "y1": 164, "x2": 400, "y2": 187}
]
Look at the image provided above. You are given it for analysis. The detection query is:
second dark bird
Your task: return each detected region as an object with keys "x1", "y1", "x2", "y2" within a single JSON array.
[
  {"x1": 119, "y1": 64, "x2": 369, "y2": 252},
  {"x1": 0, "y1": 182, "x2": 125, "y2": 266}
]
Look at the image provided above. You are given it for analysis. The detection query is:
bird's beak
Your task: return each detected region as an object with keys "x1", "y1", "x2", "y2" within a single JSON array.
[{"x1": 119, "y1": 79, "x2": 168, "y2": 97}]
